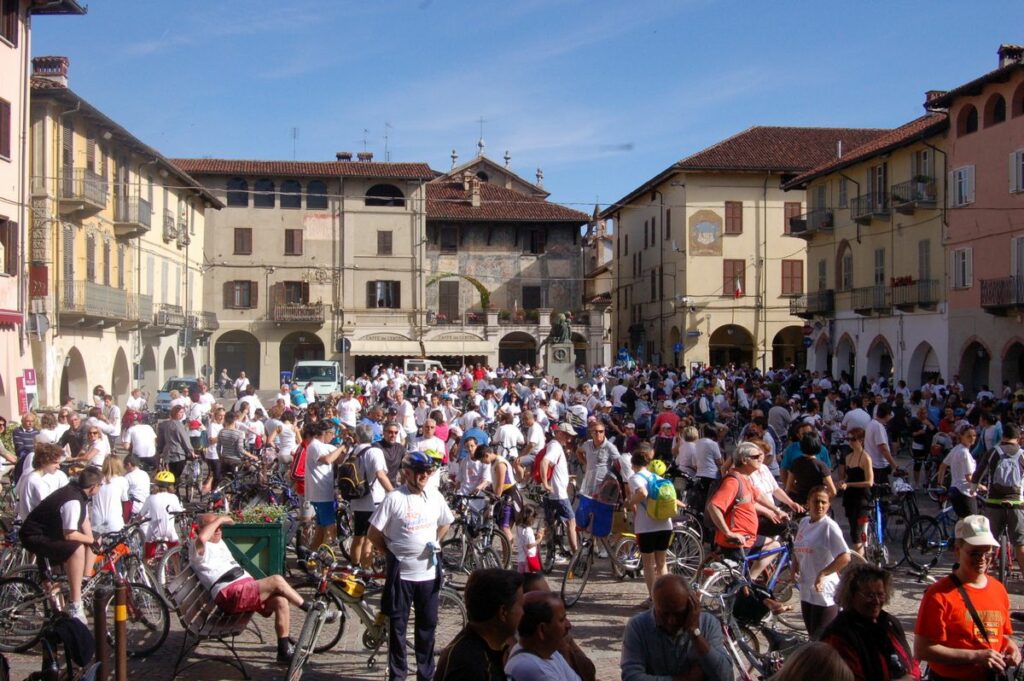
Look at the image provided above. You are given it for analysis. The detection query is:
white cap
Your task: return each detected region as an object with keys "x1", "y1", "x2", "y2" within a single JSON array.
[{"x1": 955, "y1": 514, "x2": 1000, "y2": 547}]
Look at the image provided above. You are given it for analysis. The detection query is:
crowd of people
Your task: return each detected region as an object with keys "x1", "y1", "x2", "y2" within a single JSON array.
[{"x1": 4, "y1": 359, "x2": 1024, "y2": 680}]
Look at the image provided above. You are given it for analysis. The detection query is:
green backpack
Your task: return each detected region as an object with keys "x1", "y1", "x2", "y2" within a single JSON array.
[{"x1": 644, "y1": 471, "x2": 678, "y2": 521}]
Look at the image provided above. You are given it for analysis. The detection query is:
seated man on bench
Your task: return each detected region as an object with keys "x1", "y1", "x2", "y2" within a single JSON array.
[{"x1": 189, "y1": 513, "x2": 309, "y2": 664}]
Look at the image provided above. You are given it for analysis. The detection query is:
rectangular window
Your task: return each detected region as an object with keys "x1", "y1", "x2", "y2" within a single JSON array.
[
  {"x1": 838, "y1": 178, "x2": 848, "y2": 209},
  {"x1": 102, "y1": 241, "x2": 110, "y2": 287},
  {"x1": 85, "y1": 132, "x2": 95, "y2": 172},
  {"x1": 377, "y1": 230, "x2": 393, "y2": 256},
  {"x1": 781, "y1": 260, "x2": 803, "y2": 296},
  {"x1": 873, "y1": 248, "x2": 886, "y2": 286},
  {"x1": 723, "y1": 259, "x2": 745, "y2": 298},
  {"x1": 725, "y1": 201, "x2": 743, "y2": 234},
  {"x1": 440, "y1": 226, "x2": 458, "y2": 253},
  {"x1": 1, "y1": 0, "x2": 18, "y2": 47},
  {"x1": 1011, "y1": 151, "x2": 1024, "y2": 193},
  {"x1": 366, "y1": 281, "x2": 401, "y2": 308},
  {"x1": 0, "y1": 98, "x2": 9, "y2": 159},
  {"x1": 1013, "y1": 237, "x2": 1024, "y2": 279},
  {"x1": 918, "y1": 239, "x2": 931, "y2": 281},
  {"x1": 658, "y1": 264, "x2": 664, "y2": 299},
  {"x1": 913, "y1": 149, "x2": 934, "y2": 180},
  {"x1": 0, "y1": 219, "x2": 16, "y2": 276},
  {"x1": 951, "y1": 166, "x2": 974, "y2": 206},
  {"x1": 224, "y1": 281, "x2": 257, "y2": 309},
  {"x1": 282, "y1": 281, "x2": 307, "y2": 304},
  {"x1": 817, "y1": 259, "x2": 827, "y2": 292},
  {"x1": 650, "y1": 216, "x2": 656, "y2": 245},
  {"x1": 284, "y1": 229, "x2": 303, "y2": 256},
  {"x1": 650, "y1": 269, "x2": 656, "y2": 302},
  {"x1": 86, "y1": 236, "x2": 95, "y2": 282},
  {"x1": 952, "y1": 248, "x2": 972, "y2": 289},
  {"x1": 624, "y1": 234, "x2": 629, "y2": 257},
  {"x1": 438, "y1": 280, "x2": 459, "y2": 320},
  {"x1": 814, "y1": 185, "x2": 826, "y2": 211},
  {"x1": 526, "y1": 229, "x2": 546, "y2": 254},
  {"x1": 522, "y1": 286, "x2": 542, "y2": 310},
  {"x1": 841, "y1": 252, "x2": 853, "y2": 291},
  {"x1": 783, "y1": 202, "x2": 802, "y2": 234},
  {"x1": 665, "y1": 209, "x2": 671, "y2": 240},
  {"x1": 233, "y1": 228, "x2": 252, "y2": 255},
  {"x1": 643, "y1": 220, "x2": 648, "y2": 249}
]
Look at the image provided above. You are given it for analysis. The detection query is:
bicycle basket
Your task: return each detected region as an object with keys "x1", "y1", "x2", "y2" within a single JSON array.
[{"x1": 732, "y1": 582, "x2": 774, "y2": 625}]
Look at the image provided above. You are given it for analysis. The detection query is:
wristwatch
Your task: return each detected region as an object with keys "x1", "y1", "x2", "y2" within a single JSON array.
[{"x1": 691, "y1": 627, "x2": 702, "y2": 639}]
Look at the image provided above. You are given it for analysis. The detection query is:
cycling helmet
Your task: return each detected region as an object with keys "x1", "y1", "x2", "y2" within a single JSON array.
[
  {"x1": 154, "y1": 470, "x2": 176, "y2": 484},
  {"x1": 401, "y1": 451, "x2": 436, "y2": 473},
  {"x1": 648, "y1": 459, "x2": 668, "y2": 476},
  {"x1": 423, "y1": 448, "x2": 445, "y2": 463}
]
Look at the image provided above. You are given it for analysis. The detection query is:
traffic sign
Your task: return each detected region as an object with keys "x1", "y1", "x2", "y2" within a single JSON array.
[{"x1": 673, "y1": 342, "x2": 683, "y2": 353}]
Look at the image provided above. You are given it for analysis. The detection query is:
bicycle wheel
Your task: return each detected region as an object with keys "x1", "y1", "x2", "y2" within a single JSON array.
[
  {"x1": 903, "y1": 516, "x2": 944, "y2": 570},
  {"x1": 539, "y1": 523, "x2": 559, "y2": 574},
  {"x1": 697, "y1": 567, "x2": 737, "y2": 616},
  {"x1": 1000, "y1": 535, "x2": 1010, "y2": 585},
  {"x1": 560, "y1": 544, "x2": 593, "y2": 608},
  {"x1": 668, "y1": 527, "x2": 704, "y2": 583},
  {"x1": 155, "y1": 544, "x2": 187, "y2": 588},
  {"x1": 430, "y1": 588, "x2": 466, "y2": 655},
  {"x1": 287, "y1": 600, "x2": 327, "y2": 681},
  {"x1": 613, "y1": 537, "x2": 642, "y2": 579},
  {"x1": 292, "y1": 586, "x2": 346, "y2": 653},
  {"x1": 109, "y1": 582, "x2": 170, "y2": 658},
  {"x1": 0, "y1": 576, "x2": 48, "y2": 652},
  {"x1": 483, "y1": 528, "x2": 513, "y2": 568},
  {"x1": 440, "y1": 536, "x2": 467, "y2": 573},
  {"x1": 479, "y1": 547, "x2": 502, "y2": 570}
]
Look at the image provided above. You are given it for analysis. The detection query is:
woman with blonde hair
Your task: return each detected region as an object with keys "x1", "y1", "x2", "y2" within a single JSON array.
[
  {"x1": 770, "y1": 641, "x2": 853, "y2": 681},
  {"x1": 92, "y1": 455, "x2": 129, "y2": 533}
]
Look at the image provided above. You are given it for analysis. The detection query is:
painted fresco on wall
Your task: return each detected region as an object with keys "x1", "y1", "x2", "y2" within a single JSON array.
[{"x1": 688, "y1": 209, "x2": 722, "y2": 256}]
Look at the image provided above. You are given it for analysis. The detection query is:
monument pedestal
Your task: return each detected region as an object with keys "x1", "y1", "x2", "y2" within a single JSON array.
[{"x1": 545, "y1": 342, "x2": 576, "y2": 387}]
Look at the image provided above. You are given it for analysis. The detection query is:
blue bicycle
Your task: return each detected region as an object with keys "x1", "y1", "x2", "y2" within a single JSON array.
[
  {"x1": 863, "y1": 483, "x2": 905, "y2": 569},
  {"x1": 902, "y1": 489, "x2": 957, "y2": 572}
]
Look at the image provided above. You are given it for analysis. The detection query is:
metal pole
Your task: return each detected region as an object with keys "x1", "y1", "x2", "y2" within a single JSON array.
[
  {"x1": 115, "y1": 583, "x2": 128, "y2": 681},
  {"x1": 95, "y1": 587, "x2": 109, "y2": 681}
]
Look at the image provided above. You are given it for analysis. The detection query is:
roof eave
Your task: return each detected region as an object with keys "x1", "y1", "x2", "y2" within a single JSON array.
[
  {"x1": 926, "y1": 63, "x2": 1022, "y2": 109},
  {"x1": 29, "y1": 0, "x2": 87, "y2": 15},
  {"x1": 426, "y1": 215, "x2": 588, "y2": 224}
]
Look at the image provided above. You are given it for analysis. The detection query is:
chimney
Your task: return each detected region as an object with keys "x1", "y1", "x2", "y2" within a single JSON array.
[
  {"x1": 998, "y1": 44, "x2": 1024, "y2": 68},
  {"x1": 32, "y1": 56, "x2": 69, "y2": 88},
  {"x1": 925, "y1": 90, "x2": 948, "y2": 103},
  {"x1": 336, "y1": 151, "x2": 353, "y2": 161},
  {"x1": 462, "y1": 170, "x2": 473, "y2": 191},
  {"x1": 836, "y1": 140, "x2": 842, "y2": 159},
  {"x1": 357, "y1": 151, "x2": 374, "y2": 162},
  {"x1": 470, "y1": 177, "x2": 481, "y2": 208}
]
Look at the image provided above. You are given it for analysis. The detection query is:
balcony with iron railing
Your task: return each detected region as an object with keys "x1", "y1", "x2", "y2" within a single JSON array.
[
  {"x1": 891, "y1": 177, "x2": 937, "y2": 214},
  {"x1": 850, "y1": 192, "x2": 890, "y2": 225},
  {"x1": 59, "y1": 168, "x2": 108, "y2": 213},
  {"x1": 126, "y1": 293, "x2": 153, "y2": 327},
  {"x1": 891, "y1": 278, "x2": 940, "y2": 310},
  {"x1": 272, "y1": 301, "x2": 324, "y2": 323},
  {"x1": 851, "y1": 285, "x2": 891, "y2": 315},
  {"x1": 113, "y1": 196, "x2": 152, "y2": 237},
  {"x1": 980, "y1": 276, "x2": 1024, "y2": 314},
  {"x1": 789, "y1": 289, "x2": 835, "y2": 318},
  {"x1": 154, "y1": 303, "x2": 186, "y2": 329},
  {"x1": 199, "y1": 311, "x2": 219, "y2": 331},
  {"x1": 788, "y1": 208, "x2": 834, "y2": 239},
  {"x1": 428, "y1": 310, "x2": 487, "y2": 326},
  {"x1": 60, "y1": 280, "x2": 127, "y2": 325}
]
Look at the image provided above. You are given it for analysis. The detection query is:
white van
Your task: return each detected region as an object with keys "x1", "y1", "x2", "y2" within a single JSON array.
[
  {"x1": 291, "y1": 360, "x2": 342, "y2": 396},
  {"x1": 403, "y1": 358, "x2": 444, "y2": 376}
]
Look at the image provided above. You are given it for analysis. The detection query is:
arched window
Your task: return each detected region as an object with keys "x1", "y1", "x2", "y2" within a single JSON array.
[
  {"x1": 957, "y1": 104, "x2": 979, "y2": 136},
  {"x1": 280, "y1": 180, "x2": 302, "y2": 209},
  {"x1": 1013, "y1": 82, "x2": 1024, "y2": 118},
  {"x1": 254, "y1": 178, "x2": 275, "y2": 208},
  {"x1": 835, "y1": 240, "x2": 853, "y2": 292},
  {"x1": 306, "y1": 180, "x2": 328, "y2": 209},
  {"x1": 226, "y1": 177, "x2": 248, "y2": 207},
  {"x1": 476, "y1": 171, "x2": 489, "y2": 182},
  {"x1": 984, "y1": 93, "x2": 1007, "y2": 127},
  {"x1": 365, "y1": 183, "x2": 405, "y2": 207}
]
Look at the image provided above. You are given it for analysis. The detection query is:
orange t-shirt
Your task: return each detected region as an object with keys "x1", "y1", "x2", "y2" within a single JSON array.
[
  {"x1": 709, "y1": 473, "x2": 758, "y2": 549},
  {"x1": 916, "y1": 574, "x2": 1012, "y2": 680}
]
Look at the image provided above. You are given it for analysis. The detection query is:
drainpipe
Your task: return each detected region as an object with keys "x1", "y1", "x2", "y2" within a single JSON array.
[
  {"x1": 17, "y1": 12, "x2": 31, "y2": 361},
  {"x1": 54, "y1": 100, "x2": 80, "y2": 342},
  {"x1": 922, "y1": 141, "x2": 948, "y2": 230},
  {"x1": 839, "y1": 173, "x2": 862, "y2": 244},
  {"x1": 337, "y1": 177, "x2": 345, "y2": 377},
  {"x1": 760, "y1": 176, "x2": 768, "y2": 373}
]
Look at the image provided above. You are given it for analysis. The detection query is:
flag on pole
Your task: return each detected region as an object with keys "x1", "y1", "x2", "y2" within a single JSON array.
[{"x1": 734, "y1": 277, "x2": 743, "y2": 299}]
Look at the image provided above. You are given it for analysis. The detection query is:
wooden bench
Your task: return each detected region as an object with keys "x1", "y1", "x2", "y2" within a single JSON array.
[{"x1": 166, "y1": 563, "x2": 255, "y2": 679}]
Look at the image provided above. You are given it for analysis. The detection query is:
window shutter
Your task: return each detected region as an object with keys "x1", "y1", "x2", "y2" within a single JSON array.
[
  {"x1": 1011, "y1": 152, "x2": 1019, "y2": 193},
  {"x1": 223, "y1": 281, "x2": 233, "y2": 309},
  {"x1": 665, "y1": 209, "x2": 671, "y2": 240},
  {"x1": 1012, "y1": 239, "x2": 1019, "y2": 280},
  {"x1": 366, "y1": 282, "x2": 375, "y2": 308},
  {"x1": 964, "y1": 248, "x2": 973, "y2": 287},
  {"x1": 272, "y1": 282, "x2": 284, "y2": 305},
  {"x1": 301, "y1": 281, "x2": 310, "y2": 303},
  {"x1": 948, "y1": 171, "x2": 955, "y2": 207},
  {"x1": 966, "y1": 166, "x2": 976, "y2": 204},
  {"x1": 0, "y1": 99, "x2": 11, "y2": 159},
  {"x1": 394, "y1": 281, "x2": 401, "y2": 308},
  {"x1": 250, "y1": 281, "x2": 258, "y2": 308}
]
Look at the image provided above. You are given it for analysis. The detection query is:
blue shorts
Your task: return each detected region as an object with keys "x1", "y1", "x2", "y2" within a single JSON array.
[
  {"x1": 543, "y1": 497, "x2": 574, "y2": 526},
  {"x1": 311, "y1": 501, "x2": 337, "y2": 527},
  {"x1": 574, "y1": 495, "x2": 614, "y2": 538}
]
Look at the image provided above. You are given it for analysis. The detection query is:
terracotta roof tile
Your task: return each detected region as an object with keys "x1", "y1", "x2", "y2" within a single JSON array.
[
  {"x1": 171, "y1": 158, "x2": 435, "y2": 180},
  {"x1": 426, "y1": 181, "x2": 589, "y2": 223},
  {"x1": 785, "y1": 114, "x2": 948, "y2": 189},
  {"x1": 925, "y1": 62, "x2": 1024, "y2": 109},
  {"x1": 676, "y1": 126, "x2": 889, "y2": 173}
]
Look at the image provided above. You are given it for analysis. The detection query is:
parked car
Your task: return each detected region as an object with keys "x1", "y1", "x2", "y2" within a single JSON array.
[{"x1": 155, "y1": 376, "x2": 201, "y2": 416}]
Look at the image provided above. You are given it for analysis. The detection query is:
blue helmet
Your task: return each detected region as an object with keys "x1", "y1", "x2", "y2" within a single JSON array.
[{"x1": 402, "y1": 451, "x2": 436, "y2": 473}]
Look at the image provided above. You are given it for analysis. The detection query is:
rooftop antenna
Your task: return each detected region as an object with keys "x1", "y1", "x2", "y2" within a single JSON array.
[
  {"x1": 477, "y1": 116, "x2": 486, "y2": 156},
  {"x1": 504, "y1": 150, "x2": 511, "y2": 168},
  {"x1": 291, "y1": 127, "x2": 299, "y2": 160},
  {"x1": 451, "y1": 148, "x2": 458, "y2": 169},
  {"x1": 383, "y1": 122, "x2": 393, "y2": 162},
  {"x1": 362, "y1": 128, "x2": 370, "y2": 152}
]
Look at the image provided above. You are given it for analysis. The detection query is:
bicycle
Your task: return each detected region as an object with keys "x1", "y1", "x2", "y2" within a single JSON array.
[
  {"x1": 902, "y1": 489, "x2": 958, "y2": 572},
  {"x1": 440, "y1": 494, "x2": 512, "y2": 574},
  {"x1": 863, "y1": 483, "x2": 902, "y2": 570},
  {"x1": 286, "y1": 545, "x2": 466, "y2": 680},
  {"x1": 560, "y1": 532, "x2": 638, "y2": 608}
]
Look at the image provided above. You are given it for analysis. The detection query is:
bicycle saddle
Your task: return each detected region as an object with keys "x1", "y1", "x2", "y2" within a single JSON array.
[{"x1": 762, "y1": 627, "x2": 802, "y2": 652}]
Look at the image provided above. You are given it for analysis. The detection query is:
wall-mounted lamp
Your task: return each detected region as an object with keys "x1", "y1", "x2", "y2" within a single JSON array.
[{"x1": 102, "y1": 130, "x2": 113, "y2": 141}]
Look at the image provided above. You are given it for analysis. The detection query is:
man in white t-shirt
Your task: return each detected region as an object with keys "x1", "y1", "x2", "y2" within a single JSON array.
[
  {"x1": 306, "y1": 421, "x2": 347, "y2": 549},
  {"x1": 348, "y1": 424, "x2": 394, "y2": 568},
  {"x1": 338, "y1": 388, "x2": 362, "y2": 427},
  {"x1": 126, "y1": 420, "x2": 158, "y2": 469},
  {"x1": 275, "y1": 385, "x2": 292, "y2": 409},
  {"x1": 368, "y1": 452, "x2": 454, "y2": 681},
  {"x1": 505, "y1": 591, "x2": 581, "y2": 681},
  {"x1": 541, "y1": 423, "x2": 578, "y2": 553},
  {"x1": 864, "y1": 403, "x2": 898, "y2": 485},
  {"x1": 395, "y1": 392, "x2": 417, "y2": 446},
  {"x1": 126, "y1": 388, "x2": 147, "y2": 413},
  {"x1": 415, "y1": 419, "x2": 446, "y2": 459},
  {"x1": 233, "y1": 371, "x2": 250, "y2": 398},
  {"x1": 194, "y1": 384, "x2": 217, "y2": 420},
  {"x1": 840, "y1": 396, "x2": 872, "y2": 437}
]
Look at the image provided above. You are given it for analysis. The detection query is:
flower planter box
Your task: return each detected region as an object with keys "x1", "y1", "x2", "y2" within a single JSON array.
[{"x1": 221, "y1": 522, "x2": 286, "y2": 578}]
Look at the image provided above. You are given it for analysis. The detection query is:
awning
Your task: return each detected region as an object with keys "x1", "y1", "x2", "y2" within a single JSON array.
[
  {"x1": 350, "y1": 340, "x2": 422, "y2": 356},
  {"x1": 0, "y1": 309, "x2": 22, "y2": 324}
]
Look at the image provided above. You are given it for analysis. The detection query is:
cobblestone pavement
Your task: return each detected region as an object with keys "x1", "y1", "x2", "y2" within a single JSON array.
[{"x1": 9, "y1": 455, "x2": 1024, "y2": 680}]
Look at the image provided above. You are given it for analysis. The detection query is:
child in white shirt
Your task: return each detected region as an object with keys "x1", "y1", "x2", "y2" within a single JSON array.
[
  {"x1": 515, "y1": 506, "x2": 543, "y2": 573},
  {"x1": 139, "y1": 471, "x2": 185, "y2": 560},
  {"x1": 123, "y1": 454, "x2": 151, "y2": 516}
]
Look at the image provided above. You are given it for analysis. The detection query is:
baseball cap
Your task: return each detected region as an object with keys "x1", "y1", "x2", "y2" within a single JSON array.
[
  {"x1": 955, "y1": 514, "x2": 1000, "y2": 547},
  {"x1": 602, "y1": 400, "x2": 612, "y2": 408},
  {"x1": 554, "y1": 422, "x2": 576, "y2": 436},
  {"x1": 660, "y1": 422, "x2": 673, "y2": 431}
]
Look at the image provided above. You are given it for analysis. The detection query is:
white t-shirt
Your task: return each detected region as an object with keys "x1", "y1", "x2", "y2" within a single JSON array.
[
  {"x1": 306, "y1": 439, "x2": 337, "y2": 503},
  {"x1": 140, "y1": 491, "x2": 184, "y2": 542},
  {"x1": 516, "y1": 525, "x2": 538, "y2": 565},
  {"x1": 416, "y1": 436, "x2": 446, "y2": 459},
  {"x1": 126, "y1": 395, "x2": 147, "y2": 412},
  {"x1": 676, "y1": 440, "x2": 697, "y2": 476},
  {"x1": 544, "y1": 441, "x2": 571, "y2": 501},
  {"x1": 942, "y1": 444, "x2": 977, "y2": 495},
  {"x1": 694, "y1": 438, "x2": 722, "y2": 479},
  {"x1": 505, "y1": 645, "x2": 581, "y2": 681},
  {"x1": 864, "y1": 419, "x2": 891, "y2": 469},
  {"x1": 793, "y1": 515, "x2": 848, "y2": 607},
  {"x1": 92, "y1": 476, "x2": 129, "y2": 534},
  {"x1": 748, "y1": 464, "x2": 779, "y2": 499},
  {"x1": 495, "y1": 424, "x2": 525, "y2": 459},
  {"x1": 88, "y1": 436, "x2": 111, "y2": 468},
  {"x1": 524, "y1": 423, "x2": 545, "y2": 458},
  {"x1": 16, "y1": 469, "x2": 69, "y2": 520},
  {"x1": 841, "y1": 408, "x2": 872, "y2": 434},
  {"x1": 127, "y1": 423, "x2": 157, "y2": 459},
  {"x1": 338, "y1": 398, "x2": 362, "y2": 427},
  {"x1": 369, "y1": 486, "x2": 454, "y2": 582},
  {"x1": 125, "y1": 467, "x2": 151, "y2": 514},
  {"x1": 629, "y1": 471, "x2": 673, "y2": 535},
  {"x1": 349, "y1": 445, "x2": 389, "y2": 512},
  {"x1": 206, "y1": 422, "x2": 223, "y2": 460}
]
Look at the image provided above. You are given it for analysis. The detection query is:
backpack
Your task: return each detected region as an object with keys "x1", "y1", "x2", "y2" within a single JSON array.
[
  {"x1": 290, "y1": 441, "x2": 309, "y2": 495},
  {"x1": 531, "y1": 442, "x2": 556, "y2": 485},
  {"x1": 595, "y1": 458, "x2": 625, "y2": 506},
  {"x1": 643, "y1": 471, "x2": 678, "y2": 521},
  {"x1": 337, "y1": 445, "x2": 372, "y2": 501},
  {"x1": 988, "y1": 445, "x2": 1024, "y2": 499}
]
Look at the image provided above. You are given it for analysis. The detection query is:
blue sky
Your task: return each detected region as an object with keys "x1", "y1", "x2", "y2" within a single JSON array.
[{"x1": 31, "y1": 1, "x2": 1024, "y2": 212}]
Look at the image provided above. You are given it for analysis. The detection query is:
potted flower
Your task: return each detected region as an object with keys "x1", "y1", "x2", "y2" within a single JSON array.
[{"x1": 220, "y1": 504, "x2": 288, "y2": 577}]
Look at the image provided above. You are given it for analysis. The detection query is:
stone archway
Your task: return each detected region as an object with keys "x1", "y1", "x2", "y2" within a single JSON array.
[
  {"x1": 708, "y1": 325, "x2": 754, "y2": 368},
  {"x1": 182, "y1": 348, "x2": 197, "y2": 377},
  {"x1": 835, "y1": 334, "x2": 856, "y2": 383},
  {"x1": 499, "y1": 332, "x2": 537, "y2": 367},
  {"x1": 111, "y1": 347, "x2": 131, "y2": 404},
  {"x1": 1004, "y1": 341, "x2": 1024, "y2": 389},
  {"x1": 812, "y1": 335, "x2": 830, "y2": 374},
  {"x1": 215, "y1": 330, "x2": 262, "y2": 389},
  {"x1": 140, "y1": 346, "x2": 158, "y2": 397},
  {"x1": 908, "y1": 341, "x2": 940, "y2": 390},
  {"x1": 280, "y1": 332, "x2": 325, "y2": 382},
  {"x1": 771, "y1": 325, "x2": 805, "y2": 370},
  {"x1": 163, "y1": 347, "x2": 178, "y2": 380},
  {"x1": 59, "y1": 346, "x2": 88, "y2": 406},
  {"x1": 959, "y1": 340, "x2": 992, "y2": 396},
  {"x1": 866, "y1": 336, "x2": 894, "y2": 383}
]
